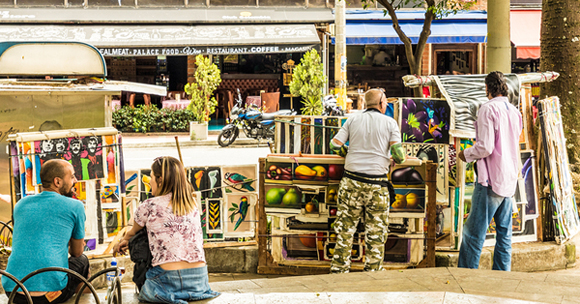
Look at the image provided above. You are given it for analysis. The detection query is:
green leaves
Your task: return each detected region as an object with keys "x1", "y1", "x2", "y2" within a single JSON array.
[
  {"x1": 112, "y1": 105, "x2": 195, "y2": 133},
  {"x1": 186, "y1": 54, "x2": 222, "y2": 123},
  {"x1": 289, "y1": 49, "x2": 327, "y2": 115}
]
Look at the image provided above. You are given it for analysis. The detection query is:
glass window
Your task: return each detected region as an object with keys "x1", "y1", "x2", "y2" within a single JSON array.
[
  {"x1": 308, "y1": 0, "x2": 326, "y2": 7},
  {"x1": 138, "y1": 0, "x2": 184, "y2": 6},
  {"x1": 260, "y1": 0, "x2": 304, "y2": 6},
  {"x1": 210, "y1": 0, "x2": 255, "y2": 6},
  {"x1": 17, "y1": 0, "x2": 64, "y2": 5},
  {"x1": 88, "y1": 0, "x2": 134, "y2": 7}
]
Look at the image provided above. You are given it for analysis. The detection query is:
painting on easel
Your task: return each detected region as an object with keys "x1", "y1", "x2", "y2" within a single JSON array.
[{"x1": 399, "y1": 98, "x2": 450, "y2": 144}]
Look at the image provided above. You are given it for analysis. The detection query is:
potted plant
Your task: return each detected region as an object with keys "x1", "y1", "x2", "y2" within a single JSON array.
[
  {"x1": 185, "y1": 54, "x2": 222, "y2": 140},
  {"x1": 289, "y1": 49, "x2": 327, "y2": 116}
]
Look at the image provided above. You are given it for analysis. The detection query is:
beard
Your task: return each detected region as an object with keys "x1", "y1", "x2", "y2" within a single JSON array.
[{"x1": 60, "y1": 184, "x2": 75, "y2": 198}]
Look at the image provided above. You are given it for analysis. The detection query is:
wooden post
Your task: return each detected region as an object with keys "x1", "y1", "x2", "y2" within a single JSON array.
[
  {"x1": 425, "y1": 161, "x2": 437, "y2": 267},
  {"x1": 257, "y1": 158, "x2": 268, "y2": 273},
  {"x1": 418, "y1": 161, "x2": 437, "y2": 268},
  {"x1": 8, "y1": 146, "x2": 16, "y2": 224},
  {"x1": 121, "y1": 196, "x2": 128, "y2": 228}
]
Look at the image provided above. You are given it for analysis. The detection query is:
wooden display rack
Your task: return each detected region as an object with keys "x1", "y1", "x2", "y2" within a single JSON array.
[{"x1": 257, "y1": 157, "x2": 437, "y2": 275}]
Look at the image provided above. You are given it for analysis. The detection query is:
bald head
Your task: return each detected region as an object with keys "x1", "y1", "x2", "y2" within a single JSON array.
[
  {"x1": 365, "y1": 89, "x2": 385, "y2": 108},
  {"x1": 41, "y1": 159, "x2": 74, "y2": 191}
]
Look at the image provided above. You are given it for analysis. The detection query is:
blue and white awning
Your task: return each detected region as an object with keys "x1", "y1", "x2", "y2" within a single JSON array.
[{"x1": 334, "y1": 10, "x2": 487, "y2": 45}]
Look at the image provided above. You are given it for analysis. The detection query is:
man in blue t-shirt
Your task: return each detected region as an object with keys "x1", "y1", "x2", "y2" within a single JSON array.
[{"x1": 2, "y1": 159, "x2": 88, "y2": 304}]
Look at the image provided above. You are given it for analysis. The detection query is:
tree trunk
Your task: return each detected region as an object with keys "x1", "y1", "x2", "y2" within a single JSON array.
[
  {"x1": 540, "y1": 0, "x2": 580, "y2": 166},
  {"x1": 410, "y1": 59, "x2": 424, "y2": 97}
]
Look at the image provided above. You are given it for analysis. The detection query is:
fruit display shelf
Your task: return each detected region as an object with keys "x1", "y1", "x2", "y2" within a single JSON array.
[{"x1": 257, "y1": 156, "x2": 438, "y2": 274}]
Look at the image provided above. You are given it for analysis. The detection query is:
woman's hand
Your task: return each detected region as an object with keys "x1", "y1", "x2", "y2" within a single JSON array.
[{"x1": 113, "y1": 239, "x2": 129, "y2": 256}]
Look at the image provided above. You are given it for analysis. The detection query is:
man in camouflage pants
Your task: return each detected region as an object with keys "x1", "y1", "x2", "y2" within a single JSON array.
[{"x1": 329, "y1": 89, "x2": 406, "y2": 273}]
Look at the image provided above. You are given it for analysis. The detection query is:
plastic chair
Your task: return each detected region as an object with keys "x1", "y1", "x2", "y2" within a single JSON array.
[{"x1": 261, "y1": 92, "x2": 280, "y2": 113}]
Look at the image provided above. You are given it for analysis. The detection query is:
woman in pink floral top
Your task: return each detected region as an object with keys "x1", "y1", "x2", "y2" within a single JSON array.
[{"x1": 113, "y1": 156, "x2": 219, "y2": 304}]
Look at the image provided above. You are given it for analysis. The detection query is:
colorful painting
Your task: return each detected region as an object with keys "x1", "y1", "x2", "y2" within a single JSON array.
[
  {"x1": 188, "y1": 167, "x2": 223, "y2": 199},
  {"x1": 139, "y1": 169, "x2": 153, "y2": 202},
  {"x1": 538, "y1": 96, "x2": 580, "y2": 243},
  {"x1": 225, "y1": 193, "x2": 256, "y2": 237},
  {"x1": 293, "y1": 163, "x2": 328, "y2": 182},
  {"x1": 325, "y1": 118, "x2": 339, "y2": 155},
  {"x1": 103, "y1": 136, "x2": 118, "y2": 185},
  {"x1": 264, "y1": 185, "x2": 302, "y2": 209},
  {"x1": 391, "y1": 188, "x2": 425, "y2": 212},
  {"x1": 265, "y1": 162, "x2": 293, "y2": 184},
  {"x1": 399, "y1": 98, "x2": 450, "y2": 144},
  {"x1": 314, "y1": 118, "x2": 323, "y2": 154},
  {"x1": 200, "y1": 198, "x2": 224, "y2": 240},
  {"x1": 34, "y1": 136, "x2": 105, "y2": 181},
  {"x1": 488, "y1": 203, "x2": 524, "y2": 234},
  {"x1": 221, "y1": 165, "x2": 257, "y2": 194},
  {"x1": 206, "y1": 199, "x2": 223, "y2": 234},
  {"x1": 301, "y1": 117, "x2": 312, "y2": 154}
]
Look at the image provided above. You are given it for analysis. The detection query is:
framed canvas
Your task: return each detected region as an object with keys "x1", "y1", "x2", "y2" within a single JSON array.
[
  {"x1": 221, "y1": 165, "x2": 257, "y2": 194},
  {"x1": 398, "y1": 98, "x2": 450, "y2": 144},
  {"x1": 224, "y1": 193, "x2": 256, "y2": 238}
]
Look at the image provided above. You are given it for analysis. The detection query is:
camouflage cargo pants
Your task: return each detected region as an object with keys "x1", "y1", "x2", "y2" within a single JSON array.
[{"x1": 330, "y1": 175, "x2": 390, "y2": 273}]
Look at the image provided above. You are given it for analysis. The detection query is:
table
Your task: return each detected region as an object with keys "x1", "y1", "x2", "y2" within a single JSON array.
[
  {"x1": 347, "y1": 91, "x2": 365, "y2": 110},
  {"x1": 246, "y1": 96, "x2": 262, "y2": 108},
  {"x1": 162, "y1": 100, "x2": 190, "y2": 109}
]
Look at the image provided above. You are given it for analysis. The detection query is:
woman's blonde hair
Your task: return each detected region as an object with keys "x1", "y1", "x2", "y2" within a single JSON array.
[{"x1": 151, "y1": 156, "x2": 196, "y2": 216}]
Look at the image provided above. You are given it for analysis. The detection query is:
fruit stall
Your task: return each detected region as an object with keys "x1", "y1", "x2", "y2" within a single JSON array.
[{"x1": 257, "y1": 152, "x2": 437, "y2": 274}]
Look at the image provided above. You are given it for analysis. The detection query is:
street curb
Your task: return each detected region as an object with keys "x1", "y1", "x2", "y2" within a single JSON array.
[{"x1": 123, "y1": 138, "x2": 269, "y2": 149}]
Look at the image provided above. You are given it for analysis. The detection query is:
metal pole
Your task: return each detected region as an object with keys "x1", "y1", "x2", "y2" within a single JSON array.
[
  {"x1": 334, "y1": 0, "x2": 347, "y2": 110},
  {"x1": 487, "y1": 0, "x2": 511, "y2": 73}
]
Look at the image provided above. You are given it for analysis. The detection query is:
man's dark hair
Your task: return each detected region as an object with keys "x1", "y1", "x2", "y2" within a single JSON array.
[
  {"x1": 485, "y1": 71, "x2": 509, "y2": 98},
  {"x1": 40, "y1": 159, "x2": 67, "y2": 189}
]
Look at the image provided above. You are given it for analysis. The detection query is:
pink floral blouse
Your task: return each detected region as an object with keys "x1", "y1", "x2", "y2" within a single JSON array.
[{"x1": 134, "y1": 193, "x2": 205, "y2": 267}]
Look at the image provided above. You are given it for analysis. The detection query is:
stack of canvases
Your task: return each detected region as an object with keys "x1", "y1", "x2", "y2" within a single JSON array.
[
  {"x1": 8, "y1": 128, "x2": 123, "y2": 252},
  {"x1": 538, "y1": 96, "x2": 580, "y2": 244},
  {"x1": 138, "y1": 165, "x2": 257, "y2": 241}
]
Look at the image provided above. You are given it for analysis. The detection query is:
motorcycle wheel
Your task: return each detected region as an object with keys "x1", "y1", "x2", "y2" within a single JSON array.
[{"x1": 218, "y1": 127, "x2": 239, "y2": 147}]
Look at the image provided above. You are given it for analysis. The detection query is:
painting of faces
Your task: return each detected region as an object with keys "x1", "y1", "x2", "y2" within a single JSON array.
[{"x1": 34, "y1": 136, "x2": 104, "y2": 181}]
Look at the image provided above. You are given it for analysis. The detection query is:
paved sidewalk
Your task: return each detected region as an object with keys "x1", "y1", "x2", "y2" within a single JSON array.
[
  {"x1": 119, "y1": 131, "x2": 272, "y2": 149},
  {"x1": 5, "y1": 267, "x2": 577, "y2": 304}
]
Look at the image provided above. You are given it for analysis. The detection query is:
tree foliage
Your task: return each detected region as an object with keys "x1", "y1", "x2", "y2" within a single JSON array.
[
  {"x1": 185, "y1": 54, "x2": 222, "y2": 123},
  {"x1": 289, "y1": 49, "x2": 327, "y2": 115},
  {"x1": 360, "y1": 0, "x2": 472, "y2": 96}
]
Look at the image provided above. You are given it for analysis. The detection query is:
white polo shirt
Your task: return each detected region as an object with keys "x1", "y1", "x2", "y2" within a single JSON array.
[{"x1": 333, "y1": 109, "x2": 401, "y2": 175}]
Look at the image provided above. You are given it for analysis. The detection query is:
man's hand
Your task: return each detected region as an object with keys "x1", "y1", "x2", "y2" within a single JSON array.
[
  {"x1": 390, "y1": 143, "x2": 406, "y2": 164},
  {"x1": 458, "y1": 150, "x2": 467, "y2": 162},
  {"x1": 113, "y1": 239, "x2": 129, "y2": 256},
  {"x1": 330, "y1": 139, "x2": 348, "y2": 157}
]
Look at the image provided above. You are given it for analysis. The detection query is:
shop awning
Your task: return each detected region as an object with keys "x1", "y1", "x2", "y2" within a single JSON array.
[
  {"x1": 510, "y1": 10, "x2": 542, "y2": 59},
  {"x1": 334, "y1": 10, "x2": 487, "y2": 45},
  {"x1": 0, "y1": 24, "x2": 321, "y2": 56}
]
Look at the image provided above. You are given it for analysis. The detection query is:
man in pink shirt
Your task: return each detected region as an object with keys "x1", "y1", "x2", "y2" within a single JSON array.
[{"x1": 457, "y1": 71, "x2": 523, "y2": 271}]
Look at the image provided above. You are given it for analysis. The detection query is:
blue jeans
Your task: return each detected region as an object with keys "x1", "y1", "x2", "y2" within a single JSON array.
[
  {"x1": 458, "y1": 183, "x2": 513, "y2": 271},
  {"x1": 138, "y1": 265, "x2": 220, "y2": 304}
]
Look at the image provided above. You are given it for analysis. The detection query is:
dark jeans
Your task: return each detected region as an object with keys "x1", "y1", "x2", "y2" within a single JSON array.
[{"x1": 6, "y1": 255, "x2": 90, "y2": 304}]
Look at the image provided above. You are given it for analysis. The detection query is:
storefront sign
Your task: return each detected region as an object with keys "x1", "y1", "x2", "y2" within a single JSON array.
[{"x1": 98, "y1": 45, "x2": 316, "y2": 56}]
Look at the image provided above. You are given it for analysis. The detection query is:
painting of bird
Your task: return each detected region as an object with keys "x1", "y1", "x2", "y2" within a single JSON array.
[
  {"x1": 228, "y1": 196, "x2": 248, "y2": 231},
  {"x1": 224, "y1": 172, "x2": 255, "y2": 192}
]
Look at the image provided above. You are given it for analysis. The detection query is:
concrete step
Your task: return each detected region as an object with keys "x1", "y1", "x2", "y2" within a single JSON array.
[{"x1": 87, "y1": 240, "x2": 575, "y2": 289}]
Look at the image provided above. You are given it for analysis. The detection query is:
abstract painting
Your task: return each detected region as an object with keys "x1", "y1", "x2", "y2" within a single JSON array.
[
  {"x1": 206, "y1": 199, "x2": 224, "y2": 234},
  {"x1": 224, "y1": 193, "x2": 256, "y2": 238},
  {"x1": 34, "y1": 136, "x2": 105, "y2": 181},
  {"x1": 435, "y1": 74, "x2": 520, "y2": 136},
  {"x1": 188, "y1": 167, "x2": 223, "y2": 199},
  {"x1": 221, "y1": 165, "x2": 257, "y2": 194},
  {"x1": 325, "y1": 118, "x2": 339, "y2": 155},
  {"x1": 301, "y1": 117, "x2": 312, "y2": 154},
  {"x1": 399, "y1": 98, "x2": 450, "y2": 144}
]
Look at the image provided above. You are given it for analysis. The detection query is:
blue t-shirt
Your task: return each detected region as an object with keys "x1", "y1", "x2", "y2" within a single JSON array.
[{"x1": 1, "y1": 191, "x2": 85, "y2": 292}]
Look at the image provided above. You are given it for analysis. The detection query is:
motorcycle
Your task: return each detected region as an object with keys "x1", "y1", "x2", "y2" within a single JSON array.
[
  {"x1": 323, "y1": 95, "x2": 344, "y2": 116},
  {"x1": 217, "y1": 89, "x2": 296, "y2": 147}
]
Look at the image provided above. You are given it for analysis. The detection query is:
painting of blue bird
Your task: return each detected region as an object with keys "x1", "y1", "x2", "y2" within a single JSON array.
[
  {"x1": 224, "y1": 172, "x2": 255, "y2": 192},
  {"x1": 228, "y1": 196, "x2": 248, "y2": 231}
]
